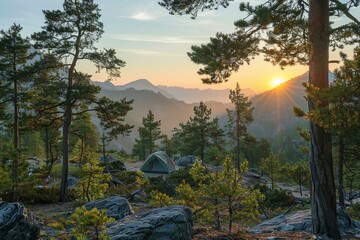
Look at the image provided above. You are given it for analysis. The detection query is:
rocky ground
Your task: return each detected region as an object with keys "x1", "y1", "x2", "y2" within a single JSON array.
[
  {"x1": 26, "y1": 200, "x2": 360, "y2": 240},
  {"x1": 2, "y1": 162, "x2": 359, "y2": 239}
]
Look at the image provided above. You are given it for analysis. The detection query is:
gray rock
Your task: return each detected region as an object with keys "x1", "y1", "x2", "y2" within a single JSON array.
[
  {"x1": 175, "y1": 155, "x2": 196, "y2": 167},
  {"x1": 85, "y1": 196, "x2": 134, "y2": 220},
  {"x1": 107, "y1": 205, "x2": 193, "y2": 240},
  {"x1": 249, "y1": 208, "x2": 360, "y2": 237},
  {"x1": 67, "y1": 176, "x2": 78, "y2": 188},
  {"x1": 249, "y1": 210, "x2": 313, "y2": 234},
  {"x1": 0, "y1": 201, "x2": 40, "y2": 240}
]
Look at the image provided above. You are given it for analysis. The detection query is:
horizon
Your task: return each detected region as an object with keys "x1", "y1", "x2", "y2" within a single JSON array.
[{"x1": 0, "y1": 1, "x2": 357, "y2": 92}]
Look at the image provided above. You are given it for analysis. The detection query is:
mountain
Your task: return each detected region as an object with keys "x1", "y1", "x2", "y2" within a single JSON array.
[
  {"x1": 91, "y1": 79, "x2": 176, "y2": 99},
  {"x1": 157, "y1": 85, "x2": 256, "y2": 104},
  {"x1": 91, "y1": 79, "x2": 255, "y2": 104},
  {"x1": 247, "y1": 71, "x2": 335, "y2": 138},
  {"x1": 95, "y1": 88, "x2": 231, "y2": 151},
  {"x1": 92, "y1": 72, "x2": 335, "y2": 151}
]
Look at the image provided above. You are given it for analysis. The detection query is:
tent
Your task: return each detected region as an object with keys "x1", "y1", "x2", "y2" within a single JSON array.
[{"x1": 140, "y1": 151, "x2": 175, "y2": 176}]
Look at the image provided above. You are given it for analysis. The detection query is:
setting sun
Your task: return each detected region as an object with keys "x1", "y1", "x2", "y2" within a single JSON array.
[{"x1": 271, "y1": 77, "x2": 286, "y2": 88}]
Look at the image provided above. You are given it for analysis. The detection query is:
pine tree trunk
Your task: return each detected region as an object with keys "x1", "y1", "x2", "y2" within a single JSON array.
[
  {"x1": 338, "y1": 137, "x2": 345, "y2": 207},
  {"x1": 308, "y1": 0, "x2": 340, "y2": 238},
  {"x1": 236, "y1": 135, "x2": 240, "y2": 172},
  {"x1": 299, "y1": 175, "x2": 303, "y2": 197},
  {"x1": 60, "y1": 103, "x2": 71, "y2": 202},
  {"x1": 12, "y1": 62, "x2": 19, "y2": 200}
]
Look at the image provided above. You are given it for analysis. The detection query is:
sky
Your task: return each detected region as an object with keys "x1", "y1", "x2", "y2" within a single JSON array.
[{"x1": 0, "y1": 0, "x2": 358, "y2": 93}]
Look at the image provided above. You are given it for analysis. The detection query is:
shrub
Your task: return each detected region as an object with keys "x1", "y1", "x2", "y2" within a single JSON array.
[
  {"x1": 76, "y1": 154, "x2": 111, "y2": 202},
  {"x1": 0, "y1": 186, "x2": 77, "y2": 204},
  {"x1": 145, "y1": 169, "x2": 196, "y2": 197},
  {"x1": 253, "y1": 183, "x2": 296, "y2": 209},
  {"x1": 100, "y1": 160, "x2": 126, "y2": 172},
  {"x1": 111, "y1": 171, "x2": 143, "y2": 185},
  {"x1": 52, "y1": 206, "x2": 114, "y2": 240}
]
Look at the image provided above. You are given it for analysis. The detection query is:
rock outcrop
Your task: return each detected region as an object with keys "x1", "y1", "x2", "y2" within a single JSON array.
[
  {"x1": 107, "y1": 205, "x2": 193, "y2": 240},
  {"x1": 249, "y1": 207, "x2": 360, "y2": 237},
  {"x1": 0, "y1": 201, "x2": 40, "y2": 240},
  {"x1": 85, "y1": 196, "x2": 134, "y2": 220}
]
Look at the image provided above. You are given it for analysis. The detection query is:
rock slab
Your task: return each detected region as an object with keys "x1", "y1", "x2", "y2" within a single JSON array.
[
  {"x1": 0, "y1": 201, "x2": 40, "y2": 240},
  {"x1": 107, "y1": 205, "x2": 193, "y2": 240},
  {"x1": 85, "y1": 196, "x2": 134, "y2": 220},
  {"x1": 249, "y1": 207, "x2": 360, "y2": 237}
]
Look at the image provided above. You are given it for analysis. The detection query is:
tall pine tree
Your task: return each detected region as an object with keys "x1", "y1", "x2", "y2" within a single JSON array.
[
  {"x1": 226, "y1": 82, "x2": 253, "y2": 172},
  {"x1": 32, "y1": 0, "x2": 132, "y2": 202},
  {"x1": 0, "y1": 24, "x2": 36, "y2": 197},
  {"x1": 160, "y1": 0, "x2": 359, "y2": 237},
  {"x1": 133, "y1": 110, "x2": 164, "y2": 158}
]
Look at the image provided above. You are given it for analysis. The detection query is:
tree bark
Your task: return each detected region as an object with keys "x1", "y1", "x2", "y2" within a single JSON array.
[
  {"x1": 338, "y1": 137, "x2": 345, "y2": 207},
  {"x1": 12, "y1": 50, "x2": 19, "y2": 200},
  {"x1": 236, "y1": 134, "x2": 240, "y2": 172},
  {"x1": 308, "y1": 0, "x2": 340, "y2": 238},
  {"x1": 299, "y1": 175, "x2": 303, "y2": 197},
  {"x1": 60, "y1": 101, "x2": 71, "y2": 202}
]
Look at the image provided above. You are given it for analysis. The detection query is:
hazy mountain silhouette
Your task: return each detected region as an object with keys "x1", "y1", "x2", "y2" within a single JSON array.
[
  {"x1": 91, "y1": 79, "x2": 176, "y2": 99},
  {"x1": 95, "y1": 88, "x2": 231, "y2": 151},
  {"x1": 91, "y1": 79, "x2": 255, "y2": 104},
  {"x1": 157, "y1": 85, "x2": 255, "y2": 104},
  {"x1": 92, "y1": 71, "x2": 335, "y2": 151},
  {"x1": 247, "y1": 71, "x2": 335, "y2": 138}
]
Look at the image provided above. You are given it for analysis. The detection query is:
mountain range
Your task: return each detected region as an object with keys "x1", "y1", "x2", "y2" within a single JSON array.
[
  {"x1": 92, "y1": 72, "x2": 335, "y2": 152},
  {"x1": 91, "y1": 79, "x2": 255, "y2": 104}
]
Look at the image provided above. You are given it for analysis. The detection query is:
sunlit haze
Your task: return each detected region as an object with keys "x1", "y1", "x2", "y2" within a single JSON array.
[
  {"x1": 0, "y1": 0, "x2": 356, "y2": 92},
  {"x1": 271, "y1": 77, "x2": 286, "y2": 88}
]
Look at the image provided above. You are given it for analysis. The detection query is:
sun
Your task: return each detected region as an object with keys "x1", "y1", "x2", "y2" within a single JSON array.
[{"x1": 271, "y1": 77, "x2": 286, "y2": 88}]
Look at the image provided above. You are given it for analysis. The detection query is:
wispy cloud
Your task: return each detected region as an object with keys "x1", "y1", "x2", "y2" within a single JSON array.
[
  {"x1": 119, "y1": 49, "x2": 161, "y2": 56},
  {"x1": 118, "y1": 48, "x2": 183, "y2": 57},
  {"x1": 111, "y1": 34, "x2": 208, "y2": 44},
  {"x1": 130, "y1": 11, "x2": 155, "y2": 21}
]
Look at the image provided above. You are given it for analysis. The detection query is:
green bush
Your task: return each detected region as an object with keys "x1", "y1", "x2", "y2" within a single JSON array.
[
  {"x1": 145, "y1": 169, "x2": 196, "y2": 197},
  {"x1": 51, "y1": 163, "x2": 81, "y2": 178},
  {"x1": 112, "y1": 171, "x2": 143, "y2": 185},
  {"x1": 253, "y1": 183, "x2": 296, "y2": 209},
  {"x1": 52, "y1": 206, "x2": 114, "y2": 240},
  {"x1": 0, "y1": 186, "x2": 77, "y2": 204},
  {"x1": 100, "y1": 160, "x2": 126, "y2": 172}
]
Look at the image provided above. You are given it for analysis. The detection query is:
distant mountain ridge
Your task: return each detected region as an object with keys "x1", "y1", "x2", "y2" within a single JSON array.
[
  {"x1": 247, "y1": 71, "x2": 336, "y2": 138},
  {"x1": 91, "y1": 71, "x2": 335, "y2": 152},
  {"x1": 91, "y1": 79, "x2": 255, "y2": 104},
  {"x1": 157, "y1": 85, "x2": 256, "y2": 104}
]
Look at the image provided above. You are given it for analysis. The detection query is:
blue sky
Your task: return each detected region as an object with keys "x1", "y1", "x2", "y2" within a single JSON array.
[{"x1": 0, "y1": 0, "x2": 358, "y2": 92}]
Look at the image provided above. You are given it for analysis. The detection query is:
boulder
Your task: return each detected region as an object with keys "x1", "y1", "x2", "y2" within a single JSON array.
[
  {"x1": 175, "y1": 156, "x2": 196, "y2": 167},
  {"x1": 67, "y1": 176, "x2": 78, "y2": 188},
  {"x1": 0, "y1": 201, "x2": 40, "y2": 240},
  {"x1": 85, "y1": 196, "x2": 133, "y2": 220},
  {"x1": 249, "y1": 207, "x2": 360, "y2": 237},
  {"x1": 107, "y1": 205, "x2": 193, "y2": 240}
]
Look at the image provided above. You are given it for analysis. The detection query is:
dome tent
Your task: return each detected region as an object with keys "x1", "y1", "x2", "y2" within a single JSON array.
[{"x1": 140, "y1": 151, "x2": 175, "y2": 176}]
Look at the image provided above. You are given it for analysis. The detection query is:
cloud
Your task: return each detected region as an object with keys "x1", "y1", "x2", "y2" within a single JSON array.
[
  {"x1": 119, "y1": 49, "x2": 161, "y2": 56},
  {"x1": 111, "y1": 34, "x2": 208, "y2": 44},
  {"x1": 130, "y1": 11, "x2": 155, "y2": 21}
]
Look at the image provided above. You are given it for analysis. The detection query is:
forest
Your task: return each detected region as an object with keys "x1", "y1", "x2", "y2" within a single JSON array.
[{"x1": 0, "y1": 0, "x2": 359, "y2": 239}]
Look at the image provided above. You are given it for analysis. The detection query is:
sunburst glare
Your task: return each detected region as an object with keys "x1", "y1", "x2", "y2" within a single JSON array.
[{"x1": 271, "y1": 77, "x2": 286, "y2": 88}]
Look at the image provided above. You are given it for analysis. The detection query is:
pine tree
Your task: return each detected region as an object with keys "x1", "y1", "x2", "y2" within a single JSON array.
[
  {"x1": 32, "y1": 0, "x2": 132, "y2": 202},
  {"x1": 260, "y1": 153, "x2": 283, "y2": 191},
  {"x1": 226, "y1": 82, "x2": 254, "y2": 172},
  {"x1": 0, "y1": 24, "x2": 36, "y2": 197},
  {"x1": 174, "y1": 101, "x2": 215, "y2": 162},
  {"x1": 159, "y1": 0, "x2": 359, "y2": 236},
  {"x1": 132, "y1": 110, "x2": 164, "y2": 159}
]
